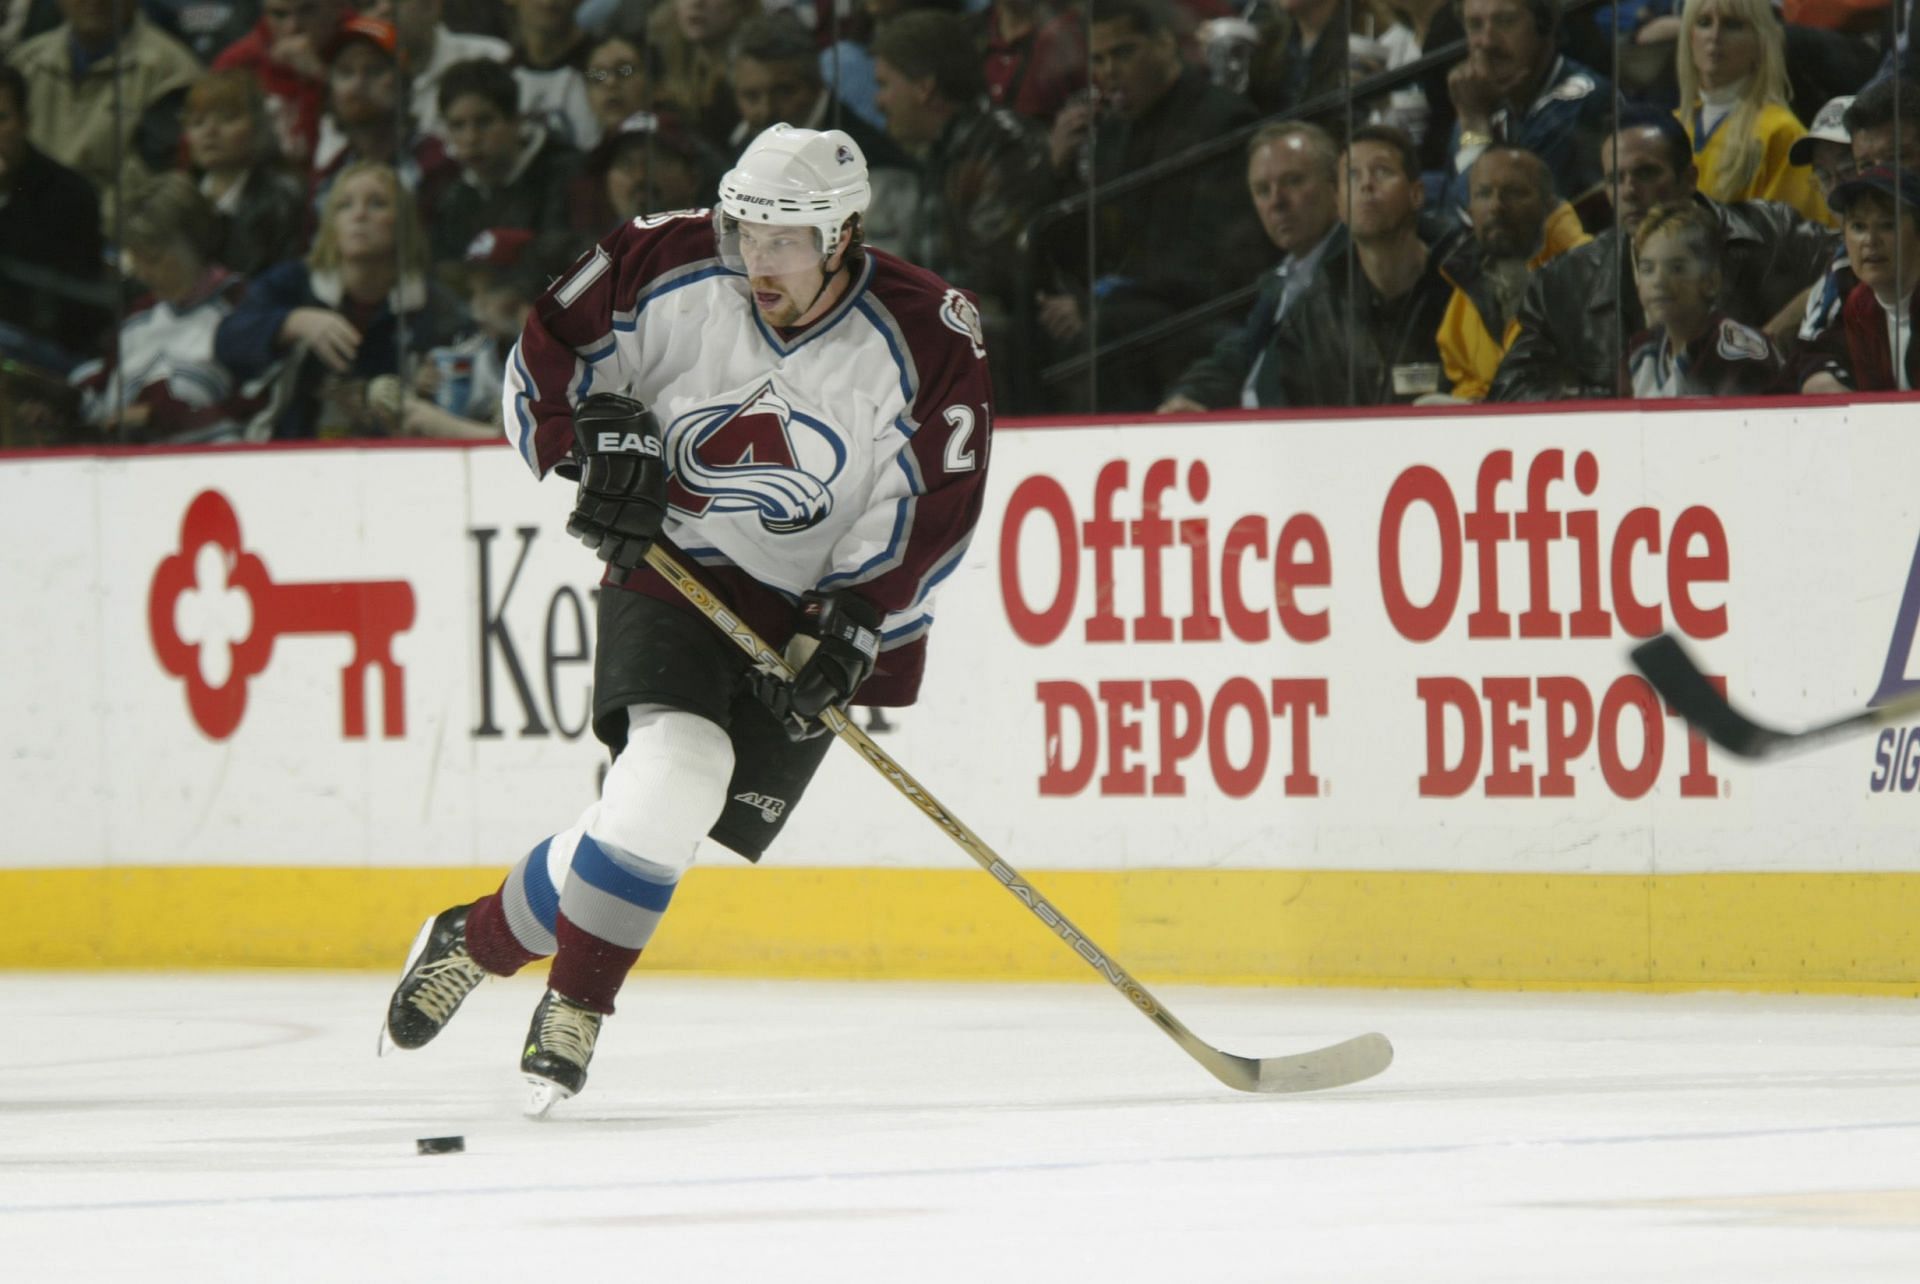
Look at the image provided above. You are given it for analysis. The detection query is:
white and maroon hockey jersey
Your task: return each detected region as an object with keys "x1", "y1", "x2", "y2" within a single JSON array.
[
  {"x1": 503, "y1": 210, "x2": 995, "y2": 705},
  {"x1": 70, "y1": 268, "x2": 255, "y2": 443}
]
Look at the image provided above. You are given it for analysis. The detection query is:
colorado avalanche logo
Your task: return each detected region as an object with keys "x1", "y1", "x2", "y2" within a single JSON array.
[
  {"x1": 666, "y1": 382, "x2": 847, "y2": 533},
  {"x1": 939, "y1": 288, "x2": 986, "y2": 360}
]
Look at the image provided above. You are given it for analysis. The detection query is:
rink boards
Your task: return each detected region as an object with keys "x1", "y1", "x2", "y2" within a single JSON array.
[{"x1": 4, "y1": 398, "x2": 1920, "y2": 988}]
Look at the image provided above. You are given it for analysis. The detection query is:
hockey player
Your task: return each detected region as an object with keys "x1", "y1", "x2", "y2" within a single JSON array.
[{"x1": 378, "y1": 124, "x2": 995, "y2": 1114}]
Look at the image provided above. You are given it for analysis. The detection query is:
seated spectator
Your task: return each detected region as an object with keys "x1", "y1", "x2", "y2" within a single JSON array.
[
  {"x1": 1259, "y1": 124, "x2": 1457, "y2": 406},
  {"x1": 183, "y1": 70, "x2": 309, "y2": 277},
  {"x1": 1842, "y1": 76, "x2": 1920, "y2": 173},
  {"x1": 69, "y1": 175, "x2": 258, "y2": 442},
  {"x1": 730, "y1": 13, "x2": 917, "y2": 254},
  {"x1": 975, "y1": 0, "x2": 1085, "y2": 125},
  {"x1": 0, "y1": 63, "x2": 106, "y2": 366},
  {"x1": 393, "y1": 0, "x2": 511, "y2": 141},
  {"x1": 405, "y1": 226, "x2": 563, "y2": 435},
  {"x1": 310, "y1": 18, "x2": 455, "y2": 220},
  {"x1": 730, "y1": 12, "x2": 904, "y2": 165},
  {"x1": 216, "y1": 160, "x2": 467, "y2": 437},
  {"x1": 1443, "y1": 0, "x2": 1613, "y2": 215},
  {"x1": 1489, "y1": 107, "x2": 1831, "y2": 400},
  {"x1": 649, "y1": 0, "x2": 760, "y2": 151},
  {"x1": 1158, "y1": 122, "x2": 1344, "y2": 412},
  {"x1": 1801, "y1": 168, "x2": 1920, "y2": 392},
  {"x1": 431, "y1": 57, "x2": 582, "y2": 264},
  {"x1": 1038, "y1": 0, "x2": 1264, "y2": 411},
  {"x1": 8, "y1": 0, "x2": 203, "y2": 225},
  {"x1": 813, "y1": 0, "x2": 965, "y2": 134},
  {"x1": 1625, "y1": 201, "x2": 1784, "y2": 396},
  {"x1": 1674, "y1": 0, "x2": 1827, "y2": 225},
  {"x1": 870, "y1": 8, "x2": 1048, "y2": 376},
  {"x1": 509, "y1": 0, "x2": 601, "y2": 150},
  {"x1": 571, "y1": 109, "x2": 715, "y2": 235},
  {"x1": 1792, "y1": 90, "x2": 1879, "y2": 353},
  {"x1": 583, "y1": 34, "x2": 660, "y2": 137},
  {"x1": 1787, "y1": 94, "x2": 1855, "y2": 214},
  {"x1": 213, "y1": 0, "x2": 352, "y2": 165},
  {"x1": 1433, "y1": 144, "x2": 1589, "y2": 402}
]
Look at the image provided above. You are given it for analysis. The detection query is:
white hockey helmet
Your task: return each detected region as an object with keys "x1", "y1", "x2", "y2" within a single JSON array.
[{"x1": 714, "y1": 124, "x2": 870, "y2": 272}]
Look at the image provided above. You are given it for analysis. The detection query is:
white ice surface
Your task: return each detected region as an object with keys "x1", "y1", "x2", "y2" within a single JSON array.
[{"x1": 4, "y1": 974, "x2": 1920, "y2": 1282}]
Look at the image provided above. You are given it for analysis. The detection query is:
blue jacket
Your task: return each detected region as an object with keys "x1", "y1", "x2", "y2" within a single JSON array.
[
  {"x1": 215, "y1": 260, "x2": 467, "y2": 439},
  {"x1": 1444, "y1": 56, "x2": 1616, "y2": 212}
]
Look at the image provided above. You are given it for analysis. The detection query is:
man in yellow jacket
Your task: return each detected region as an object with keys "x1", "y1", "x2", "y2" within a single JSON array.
[{"x1": 1433, "y1": 143, "x2": 1591, "y2": 402}]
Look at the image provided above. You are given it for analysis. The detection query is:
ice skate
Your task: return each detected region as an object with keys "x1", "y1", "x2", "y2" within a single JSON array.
[
  {"x1": 521, "y1": 988, "x2": 604, "y2": 1117},
  {"x1": 379, "y1": 903, "x2": 487, "y2": 1055}
]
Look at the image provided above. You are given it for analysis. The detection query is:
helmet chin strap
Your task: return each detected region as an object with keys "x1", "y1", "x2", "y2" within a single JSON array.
[
  {"x1": 795, "y1": 259, "x2": 841, "y2": 320},
  {"x1": 792, "y1": 227, "x2": 852, "y2": 323}
]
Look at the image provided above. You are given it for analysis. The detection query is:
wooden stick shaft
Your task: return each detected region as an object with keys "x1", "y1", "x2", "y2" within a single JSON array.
[{"x1": 640, "y1": 544, "x2": 1201, "y2": 1044}]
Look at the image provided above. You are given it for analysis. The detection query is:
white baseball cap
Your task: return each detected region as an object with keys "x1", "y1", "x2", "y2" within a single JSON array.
[{"x1": 1789, "y1": 96, "x2": 1853, "y2": 167}]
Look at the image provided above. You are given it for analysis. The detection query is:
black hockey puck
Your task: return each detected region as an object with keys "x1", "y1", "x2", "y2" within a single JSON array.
[{"x1": 415, "y1": 1135, "x2": 465, "y2": 1155}]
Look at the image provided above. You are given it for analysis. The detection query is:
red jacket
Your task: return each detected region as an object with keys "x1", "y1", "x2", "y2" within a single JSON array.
[
  {"x1": 211, "y1": 11, "x2": 357, "y2": 164},
  {"x1": 1840, "y1": 281, "x2": 1920, "y2": 392}
]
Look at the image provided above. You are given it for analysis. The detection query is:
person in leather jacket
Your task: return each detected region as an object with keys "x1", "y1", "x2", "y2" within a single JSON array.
[
  {"x1": 1490, "y1": 106, "x2": 1832, "y2": 402},
  {"x1": 1260, "y1": 124, "x2": 1457, "y2": 407},
  {"x1": 871, "y1": 10, "x2": 1053, "y2": 321}
]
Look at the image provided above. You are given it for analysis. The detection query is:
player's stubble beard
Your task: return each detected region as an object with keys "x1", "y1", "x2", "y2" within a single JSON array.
[
  {"x1": 750, "y1": 262, "x2": 843, "y2": 329},
  {"x1": 749, "y1": 274, "x2": 809, "y2": 327}
]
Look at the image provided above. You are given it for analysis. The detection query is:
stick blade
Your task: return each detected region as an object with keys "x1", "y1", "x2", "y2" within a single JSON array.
[
  {"x1": 1201, "y1": 1032, "x2": 1395, "y2": 1095},
  {"x1": 1629, "y1": 633, "x2": 1779, "y2": 758}
]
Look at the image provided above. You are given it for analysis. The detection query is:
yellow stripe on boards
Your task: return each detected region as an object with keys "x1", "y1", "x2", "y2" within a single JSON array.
[{"x1": 2, "y1": 866, "x2": 1919, "y2": 993}]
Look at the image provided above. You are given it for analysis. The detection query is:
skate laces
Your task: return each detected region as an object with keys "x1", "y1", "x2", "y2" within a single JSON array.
[
  {"x1": 535, "y1": 997, "x2": 602, "y2": 1067},
  {"x1": 406, "y1": 951, "x2": 486, "y2": 1024}
]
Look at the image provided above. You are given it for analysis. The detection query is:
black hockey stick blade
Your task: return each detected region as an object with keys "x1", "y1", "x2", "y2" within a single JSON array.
[
  {"x1": 1195, "y1": 1032, "x2": 1395, "y2": 1094},
  {"x1": 1628, "y1": 634, "x2": 1780, "y2": 757},
  {"x1": 1630, "y1": 633, "x2": 1920, "y2": 760}
]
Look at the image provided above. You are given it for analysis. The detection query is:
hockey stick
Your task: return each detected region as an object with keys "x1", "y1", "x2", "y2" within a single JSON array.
[
  {"x1": 642, "y1": 544, "x2": 1393, "y2": 1094},
  {"x1": 1629, "y1": 632, "x2": 1920, "y2": 759}
]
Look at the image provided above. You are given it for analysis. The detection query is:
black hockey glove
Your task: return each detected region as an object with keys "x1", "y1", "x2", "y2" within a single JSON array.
[
  {"x1": 752, "y1": 592, "x2": 883, "y2": 741},
  {"x1": 563, "y1": 392, "x2": 668, "y2": 575}
]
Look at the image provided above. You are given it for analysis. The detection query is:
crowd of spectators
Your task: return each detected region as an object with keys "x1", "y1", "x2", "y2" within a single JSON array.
[{"x1": 3, "y1": 0, "x2": 1920, "y2": 442}]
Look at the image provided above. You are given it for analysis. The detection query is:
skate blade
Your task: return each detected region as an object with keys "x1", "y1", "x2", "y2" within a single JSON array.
[
  {"x1": 523, "y1": 1075, "x2": 575, "y2": 1118},
  {"x1": 374, "y1": 914, "x2": 440, "y2": 1059}
]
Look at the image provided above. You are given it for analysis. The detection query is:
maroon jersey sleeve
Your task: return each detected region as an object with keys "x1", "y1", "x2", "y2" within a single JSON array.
[
  {"x1": 818, "y1": 259, "x2": 995, "y2": 621},
  {"x1": 504, "y1": 211, "x2": 716, "y2": 478}
]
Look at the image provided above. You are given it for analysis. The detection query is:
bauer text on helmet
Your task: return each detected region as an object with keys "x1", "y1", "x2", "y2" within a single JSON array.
[{"x1": 715, "y1": 125, "x2": 871, "y2": 270}]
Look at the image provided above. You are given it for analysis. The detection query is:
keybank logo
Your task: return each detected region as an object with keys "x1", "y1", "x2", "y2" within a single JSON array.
[
  {"x1": 148, "y1": 489, "x2": 416, "y2": 741},
  {"x1": 1868, "y1": 530, "x2": 1920, "y2": 792}
]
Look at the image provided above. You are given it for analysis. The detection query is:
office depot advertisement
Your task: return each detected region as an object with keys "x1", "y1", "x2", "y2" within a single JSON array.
[{"x1": 4, "y1": 401, "x2": 1917, "y2": 877}]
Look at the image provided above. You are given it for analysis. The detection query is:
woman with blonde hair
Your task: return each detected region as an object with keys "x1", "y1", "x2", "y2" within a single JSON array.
[
  {"x1": 1674, "y1": 0, "x2": 1829, "y2": 224},
  {"x1": 215, "y1": 161, "x2": 466, "y2": 438}
]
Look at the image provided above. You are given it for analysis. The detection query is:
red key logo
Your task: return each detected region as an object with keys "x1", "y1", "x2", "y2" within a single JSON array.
[{"x1": 148, "y1": 489, "x2": 417, "y2": 740}]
